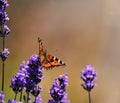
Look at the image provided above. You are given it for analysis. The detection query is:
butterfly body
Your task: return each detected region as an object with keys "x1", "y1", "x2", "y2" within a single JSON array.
[{"x1": 39, "y1": 38, "x2": 65, "y2": 69}]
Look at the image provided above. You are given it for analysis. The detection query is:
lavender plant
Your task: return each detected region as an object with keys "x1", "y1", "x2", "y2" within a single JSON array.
[
  {"x1": 81, "y1": 65, "x2": 97, "y2": 103},
  {"x1": 48, "y1": 73, "x2": 70, "y2": 103},
  {"x1": 10, "y1": 55, "x2": 43, "y2": 103},
  {"x1": 24, "y1": 54, "x2": 43, "y2": 103},
  {"x1": 10, "y1": 61, "x2": 27, "y2": 101},
  {"x1": 0, "y1": 0, "x2": 10, "y2": 93}
]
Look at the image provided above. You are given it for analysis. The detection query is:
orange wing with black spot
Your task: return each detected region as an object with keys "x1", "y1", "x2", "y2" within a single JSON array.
[{"x1": 38, "y1": 38, "x2": 65, "y2": 69}]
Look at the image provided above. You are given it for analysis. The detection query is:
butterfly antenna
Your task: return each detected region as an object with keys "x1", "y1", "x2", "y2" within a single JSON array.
[{"x1": 38, "y1": 37, "x2": 41, "y2": 57}]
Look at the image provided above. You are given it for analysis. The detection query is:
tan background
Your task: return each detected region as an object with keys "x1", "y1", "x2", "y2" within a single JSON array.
[{"x1": 0, "y1": 0, "x2": 120, "y2": 103}]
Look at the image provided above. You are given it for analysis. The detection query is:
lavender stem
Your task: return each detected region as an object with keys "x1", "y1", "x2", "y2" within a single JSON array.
[
  {"x1": 20, "y1": 91, "x2": 23, "y2": 101},
  {"x1": 14, "y1": 92, "x2": 17, "y2": 100},
  {"x1": 2, "y1": 61, "x2": 4, "y2": 91},
  {"x1": 2, "y1": 36, "x2": 5, "y2": 91},
  {"x1": 88, "y1": 91, "x2": 91, "y2": 103},
  {"x1": 26, "y1": 92, "x2": 29, "y2": 103}
]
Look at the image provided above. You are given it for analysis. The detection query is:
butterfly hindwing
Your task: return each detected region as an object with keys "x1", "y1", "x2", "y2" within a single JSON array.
[
  {"x1": 47, "y1": 55, "x2": 65, "y2": 67},
  {"x1": 39, "y1": 39, "x2": 65, "y2": 69}
]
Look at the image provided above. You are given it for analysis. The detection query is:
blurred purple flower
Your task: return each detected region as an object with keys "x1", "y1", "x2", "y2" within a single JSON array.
[
  {"x1": 0, "y1": 91, "x2": 4, "y2": 103},
  {"x1": 48, "y1": 74, "x2": 70, "y2": 103},
  {"x1": 81, "y1": 65, "x2": 97, "y2": 92},
  {"x1": 0, "y1": 48, "x2": 10, "y2": 61},
  {"x1": 8, "y1": 100, "x2": 22, "y2": 103}
]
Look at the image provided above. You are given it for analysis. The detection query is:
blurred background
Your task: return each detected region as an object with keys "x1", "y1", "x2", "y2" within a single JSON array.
[{"x1": 0, "y1": 0, "x2": 120, "y2": 103}]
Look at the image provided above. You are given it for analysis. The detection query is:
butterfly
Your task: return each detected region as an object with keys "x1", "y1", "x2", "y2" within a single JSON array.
[{"x1": 38, "y1": 37, "x2": 65, "y2": 69}]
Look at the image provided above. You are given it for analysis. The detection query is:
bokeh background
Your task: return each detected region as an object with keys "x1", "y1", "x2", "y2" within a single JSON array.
[{"x1": 0, "y1": 0, "x2": 120, "y2": 103}]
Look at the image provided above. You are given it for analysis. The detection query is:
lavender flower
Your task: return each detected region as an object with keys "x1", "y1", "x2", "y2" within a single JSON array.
[
  {"x1": 0, "y1": 0, "x2": 10, "y2": 36},
  {"x1": 8, "y1": 100, "x2": 22, "y2": 103},
  {"x1": 0, "y1": 0, "x2": 9, "y2": 9},
  {"x1": 0, "y1": 10, "x2": 9, "y2": 25},
  {"x1": 0, "y1": 91, "x2": 4, "y2": 103},
  {"x1": 34, "y1": 95, "x2": 43, "y2": 103},
  {"x1": 31, "y1": 86, "x2": 42, "y2": 97},
  {"x1": 10, "y1": 55, "x2": 43, "y2": 102},
  {"x1": 81, "y1": 65, "x2": 97, "y2": 92},
  {"x1": 0, "y1": 48, "x2": 10, "y2": 61},
  {"x1": 25, "y1": 54, "x2": 43, "y2": 93},
  {"x1": 10, "y1": 75, "x2": 25, "y2": 93},
  {"x1": 10, "y1": 61, "x2": 26, "y2": 93},
  {"x1": 48, "y1": 74, "x2": 70, "y2": 103},
  {"x1": 3, "y1": 24, "x2": 10, "y2": 34}
]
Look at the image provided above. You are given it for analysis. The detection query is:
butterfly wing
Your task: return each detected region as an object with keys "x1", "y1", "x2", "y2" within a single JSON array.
[
  {"x1": 39, "y1": 38, "x2": 65, "y2": 69},
  {"x1": 41, "y1": 54, "x2": 65, "y2": 69},
  {"x1": 46, "y1": 54, "x2": 65, "y2": 67}
]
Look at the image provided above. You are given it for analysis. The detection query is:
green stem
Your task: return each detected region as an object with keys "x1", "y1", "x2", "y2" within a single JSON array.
[
  {"x1": 14, "y1": 92, "x2": 17, "y2": 100},
  {"x1": 20, "y1": 91, "x2": 23, "y2": 102},
  {"x1": 35, "y1": 97, "x2": 36, "y2": 103},
  {"x1": 34, "y1": 86, "x2": 37, "y2": 103},
  {"x1": 26, "y1": 92, "x2": 29, "y2": 103},
  {"x1": 1, "y1": 61, "x2": 4, "y2": 91},
  {"x1": 1, "y1": 36, "x2": 5, "y2": 91},
  {"x1": 88, "y1": 91, "x2": 91, "y2": 103},
  {"x1": 3, "y1": 35, "x2": 5, "y2": 50}
]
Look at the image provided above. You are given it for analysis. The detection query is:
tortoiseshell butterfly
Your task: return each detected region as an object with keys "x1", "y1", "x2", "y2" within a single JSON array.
[{"x1": 38, "y1": 37, "x2": 65, "y2": 69}]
